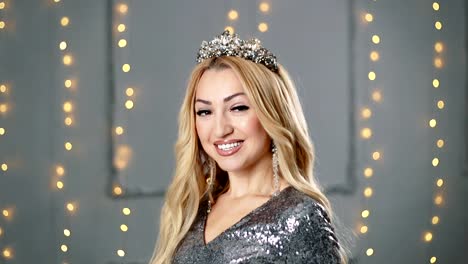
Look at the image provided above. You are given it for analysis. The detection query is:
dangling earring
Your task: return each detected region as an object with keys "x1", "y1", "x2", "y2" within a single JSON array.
[
  {"x1": 206, "y1": 158, "x2": 216, "y2": 213},
  {"x1": 271, "y1": 141, "x2": 280, "y2": 196}
]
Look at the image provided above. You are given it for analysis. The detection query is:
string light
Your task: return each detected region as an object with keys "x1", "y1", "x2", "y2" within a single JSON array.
[
  {"x1": 364, "y1": 13, "x2": 373, "y2": 22},
  {"x1": 359, "y1": 2, "x2": 381, "y2": 259},
  {"x1": 118, "y1": 39, "x2": 127, "y2": 48},
  {"x1": 52, "y1": 2, "x2": 78, "y2": 262},
  {"x1": 258, "y1": 22, "x2": 268, "y2": 32},
  {"x1": 228, "y1": 10, "x2": 238, "y2": 20},
  {"x1": 259, "y1": 2, "x2": 270, "y2": 13},
  {"x1": 114, "y1": 4, "x2": 133, "y2": 259},
  {"x1": 423, "y1": 4, "x2": 447, "y2": 258},
  {"x1": 117, "y1": 23, "x2": 126, "y2": 32},
  {"x1": 224, "y1": 26, "x2": 235, "y2": 34}
]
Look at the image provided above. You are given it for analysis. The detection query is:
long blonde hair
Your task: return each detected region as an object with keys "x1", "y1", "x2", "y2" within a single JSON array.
[{"x1": 149, "y1": 56, "x2": 348, "y2": 264}]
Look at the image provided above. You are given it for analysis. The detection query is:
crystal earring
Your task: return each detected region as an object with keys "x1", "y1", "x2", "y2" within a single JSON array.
[
  {"x1": 206, "y1": 158, "x2": 216, "y2": 213},
  {"x1": 271, "y1": 142, "x2": 280, "y2": 196}
]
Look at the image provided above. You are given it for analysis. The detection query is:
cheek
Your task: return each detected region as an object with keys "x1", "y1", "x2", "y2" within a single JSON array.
[
  {"x1": 240, "y1": 115, "x2": 267, "y2": 139},
  {"x1": 195, "y1": 119, "x2": 210, "y2": 143}
]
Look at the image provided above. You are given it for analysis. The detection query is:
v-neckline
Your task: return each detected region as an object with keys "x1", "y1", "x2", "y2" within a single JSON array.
[{"x1": 202, "y1": 186, "x2": 293, "y2": 247}]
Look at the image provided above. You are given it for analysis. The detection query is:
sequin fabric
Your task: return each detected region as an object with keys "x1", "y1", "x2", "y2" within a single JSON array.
[{"x1": 172, "y1": 186, "x2": 341, "y2": 264}]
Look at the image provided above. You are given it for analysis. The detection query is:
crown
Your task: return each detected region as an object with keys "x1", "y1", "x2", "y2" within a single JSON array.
[{"x1": 196, "y1": 30, "x2": 278, "y2": 72}]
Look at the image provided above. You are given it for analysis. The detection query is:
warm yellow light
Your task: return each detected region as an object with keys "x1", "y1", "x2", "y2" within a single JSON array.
[
  {"x1": 362, "y1": 108, "x2": 372, "y2": 119},
  {"x1": 2, "y1": 209, "x2": 9, "y2": 217},
  {"x1": 364, "y1": 13, "x2": 373, "y2": 22},
  {"x1": 372, "y1": 90, "x2": 382, "y2": 102},
  {"x1": 258, "y1": 22, "x2": 268, "y2": 32},
  {"x1": 228, "y1": 10, "x2": 238, "y2": 20},
  {"x1": 434, "y1": 21, "x2": 442, "y2": 30},
  {"x1": 361, "y1": 128, "x2": 372, "y2": 139},
  {"x1": 117, "y1": 23, "x2": 126, "y2": 32},
  {"x1": 2, "y1": 247, "x2": 13, "y2": 259},
  {"x1": 0, "y1": 84, "x2": 6, "y2": 93},
  {"x1": 56, "y1": 181, "x2": 64, "y2": 189},
  {"x1": 364, "y1": 167, "x2": 373, "y2": 178},
  {"x1": 56, "y1": 165, "x2": 65, "y2": 176},
  {"x1": 54, "y1": 0, "x2": 61, "y2": 2},
  {"x1": 118, "y1": 4, "x2": 128, "y2": 14},
  {"x1": 117, "y1": 249, "x2": 125, "y2": 257},
  {"x1": 64, "y1": 229, "x2": 71, "y2": 237},
  {"x1": 430, "y1": 256, "x2": 437, "y2": 263},
  {"x1": 65, "y1": 142, "x2": 72, "y2": 150},
  {"x1": 424, "y1": 231, "x2": 433, "y2": 242},
  {"x1": 434, "y1": 195, "x2": 443, "y2": 205},
  {"x1": 434, "y1": 57, "x2": 443, "y2": 68},
  {"x1": 372, "y1": 35, "x2": 380, "y2": 44},
  {"x1": 372, "y1": 151, "x2": 381, "y2": 160},
  {"x1": 60, "y1": 17, "x2": 70, "y2": 27},
  {"x1": 259, "y1": 2, "x2": 270, "y2": 13},
  {"x1": 361, "y1": 210, "x2": 370, "y2": 218},
  {"x1": 64, "y1": 79, "x2": 72, "y2": 88},
  {"x1": 113, "y1": 186, "x2": 122, "y2": 195},
  {"x1": 434, "y1": 42, "x2": 443, "y2": 53},
  {"x1": 66, "y1": 203, "x2": 75, "y2": 212},
  {"x1": 125, "y1": 100, "x2": 134, "y2": 109},
  {"x1": 432, "y1": 158, "x2": 439, "y2": 167},
  {"x1": 59, "y1": 41, "x2": 67, "y2": 51},
  {"x1": 0, "y1": 21, "x2": 5, "y2": 29},
  {"x1": 122, "y1": 64, "x2": 131, "y2": 72},
  {"x1": 0, "y1": 2, "x2": 5, "y2": 9},
  {"x1": 224, "y1": 26, "x2": 235, "y2": 34},
  {"x1": 436, "y1": 178, "x2": 444, "y2": 187},
  {"x1": 360, "y1": 225, "x2": 368, "y2": 234},
  {"x1": 63, "y1": 101, "x2": 73, "y2": 113},
  {"x1": 368, "y1": 71, "x2": 376, "y2": 80},
  {"x1": 115, "y1": 126, "x2": 124, "y2": 135},
  {"x1": 437, "y1": 100, "x2": 444, "y2": 109},
  {"x1": 118, "y1": 39, "x2": 127, "y2": 48},
  {"x1": 370, "y1": 51, "x2": 379, "y2": 61},
  {"x1": 61, "y1": 244, "x2": 68, "y2": 252},
  {"x1": 364, "y1": 187, "x2": 373, "y2": 198},
  {"x1": 122, "y1": 207, "x2": 131, "y2": 215},
  {"x1": 432, "y1": 2, "x2": 440, "y2": 11},
  {"x1": 429, "y1": 119, "x2": 437, "y2": 128},
  {"x1": 120, "y1": 224, "x2": 128, "y2": 232},
  {"x1": 366, "y1": 248, "x2": 374, "y2": 256},
  {"x1": 64, "y1": 116, "x2": 72, "y2": 126},
  {"x1": 0, "y1": 128, "x2": 5, "y2": 135},
  {"x1": 0, "y1": 227, "x2": 2, "y2": 236},
  {"x1": 0, "y1": 104, "x2": 7, "y2": 113},
  {"x1": 63, "y1": 54, "x2": 73, "y2": 65},
  {"x1": 431, "y1": 216, "x2": 440, "y2": 225},
  {"x1": 432, "y1": 79, "x2": 440, "y2": 88},
  {"x1": 436, "y1": 139, "x2": 444, "y2": 148},
  {"x1": 126, "y1": 87, "x2": 134, "y2": 96},
  {"x1": 1, "y1": 163, "x2": 8, "y2": 171}
]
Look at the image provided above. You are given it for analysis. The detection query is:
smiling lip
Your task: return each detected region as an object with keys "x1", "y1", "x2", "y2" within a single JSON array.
[{"x1": 214, "y1": 140, "x2": 244, "y2": 157}]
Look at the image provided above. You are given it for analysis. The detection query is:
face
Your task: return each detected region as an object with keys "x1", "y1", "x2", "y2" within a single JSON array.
[{"x1": 195, "y1": 68, "x2": 271, "y2": 173}]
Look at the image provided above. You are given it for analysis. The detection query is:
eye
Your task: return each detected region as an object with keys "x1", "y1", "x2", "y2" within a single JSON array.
[
  {"x1": 231, "y1": 105, "x2": 249, "y2": 112},
  {"x1": 196, "y1": 109, "x2": 211, "y2": 116}
]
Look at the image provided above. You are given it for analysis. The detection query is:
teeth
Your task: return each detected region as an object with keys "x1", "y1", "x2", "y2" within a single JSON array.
[{"x1": 217, "y1": 141, "x2": 242, "y2": 151}]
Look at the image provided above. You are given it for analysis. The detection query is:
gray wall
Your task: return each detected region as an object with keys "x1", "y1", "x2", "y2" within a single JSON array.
[{"x1": 0, "y1": 0, "x2": 466, "y2": 263}]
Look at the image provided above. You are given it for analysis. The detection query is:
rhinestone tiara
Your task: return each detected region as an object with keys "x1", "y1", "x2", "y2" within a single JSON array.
[{"x1": 196, "y1": 30, "x2": 278, "y2": 72}]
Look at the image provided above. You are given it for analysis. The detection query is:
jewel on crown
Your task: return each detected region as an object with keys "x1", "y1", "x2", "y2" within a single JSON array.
[{"x1": 196, "y1": 30, "x2": 278, "y2": 72}]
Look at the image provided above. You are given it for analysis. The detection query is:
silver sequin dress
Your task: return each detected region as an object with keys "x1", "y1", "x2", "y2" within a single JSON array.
[{"x1": 172, "y1": 186, "x2": 341, "y2": 264}]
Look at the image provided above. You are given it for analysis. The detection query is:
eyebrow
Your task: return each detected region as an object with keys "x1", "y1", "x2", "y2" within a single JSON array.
[{"x1": 195, "y1": 92, "x2": 245, "y2": 105}]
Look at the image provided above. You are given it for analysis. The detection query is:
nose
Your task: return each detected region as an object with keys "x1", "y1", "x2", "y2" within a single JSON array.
[{"x1": 213, "y1": 112, "x2": 233, "y2": 138}]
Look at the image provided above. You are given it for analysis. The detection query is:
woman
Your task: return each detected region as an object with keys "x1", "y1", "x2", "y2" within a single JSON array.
[{"x1": 150, "y1": 31, "x2": 348, "y2": 264}]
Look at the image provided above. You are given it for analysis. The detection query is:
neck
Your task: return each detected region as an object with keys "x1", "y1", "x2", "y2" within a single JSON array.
[{"x1": 224, "y1": 153, "x2": 275, "y2": 198}]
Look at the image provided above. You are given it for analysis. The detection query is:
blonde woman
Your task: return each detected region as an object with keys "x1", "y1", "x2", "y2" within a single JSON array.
[{"x1": 150, "y1": 31, "x2": 348, "y2": 264}]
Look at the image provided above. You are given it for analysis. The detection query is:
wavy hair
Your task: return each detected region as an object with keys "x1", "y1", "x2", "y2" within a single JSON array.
[{"x1": 149, "y1": 56, "x2": 348, "y2": 264}]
